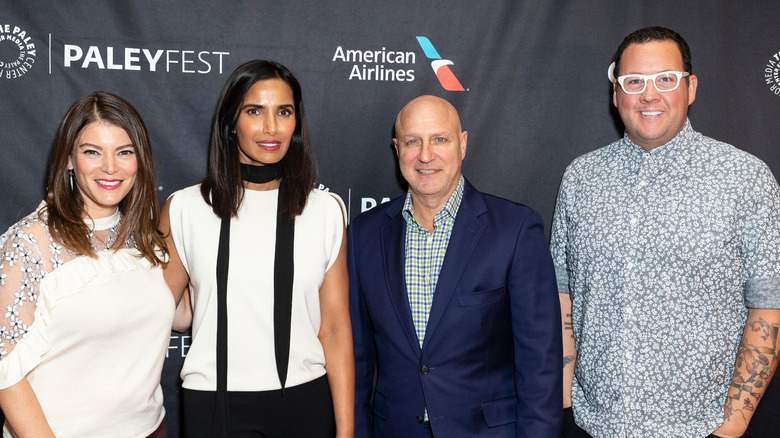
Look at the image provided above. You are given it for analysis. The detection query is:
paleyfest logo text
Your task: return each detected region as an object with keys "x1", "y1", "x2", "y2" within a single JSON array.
[
  {"x1": 0, "y1": 24, "x2": 36, "y2": 79},
  {"x1": 766, "y1": 51, "x2": 780, "y2": 97}
]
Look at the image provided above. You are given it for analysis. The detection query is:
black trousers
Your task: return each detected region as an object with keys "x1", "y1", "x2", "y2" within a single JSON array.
[
  {"x1": 560, "y1": 407, "x2": 748, "y2": 438},
  {"x1": 182, "y1": 375, "x2": 335, "y2": 438},
  {"x1": 560, "y1": 407, "x2": 592, "y2": 438}
]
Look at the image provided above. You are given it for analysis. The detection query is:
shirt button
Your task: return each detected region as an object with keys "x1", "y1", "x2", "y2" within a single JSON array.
[
  {"x1": 625, "y1": 306, "x2": 632, "y2": 315},
  {"x1": 629, "y1": 217, "x2": 637, "y2": 225},
  {"x1": 627, "y1": 262, "x2": 634, "y2": 269},
  {"x1": 625, "y1": 396, "x2": 631, "y2": 403},
  {"x1": 416, "y1": 416, "x2": 424, "y2": 424},
  {"x1": 625, "y1": 352, "x2": 632, "y2": 360},
  {"x1": 643, "y1": 152, "x2": 650, "y2": 158},
  {"x1": 639, "y1": 180, "x2": 647, "y2": 187},
  {"x1": 421, "y1": 365, "x2": 430, "y2": 374}
]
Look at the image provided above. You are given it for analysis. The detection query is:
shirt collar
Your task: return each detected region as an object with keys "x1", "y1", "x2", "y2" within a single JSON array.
[
  {"x1": 85, "y1": 208, "x2": 121, "y2": 231},
  {"x1": 402, "y1": 175, "x2": 465, "y2": 229},
  {"x1": 621, "y1": 119, "x2": 695, "y2": 168}
]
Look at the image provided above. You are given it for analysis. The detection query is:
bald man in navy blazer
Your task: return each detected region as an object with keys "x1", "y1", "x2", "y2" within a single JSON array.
[{"x1": 348, "y1": 95, "x2": 562, "y2": 437}]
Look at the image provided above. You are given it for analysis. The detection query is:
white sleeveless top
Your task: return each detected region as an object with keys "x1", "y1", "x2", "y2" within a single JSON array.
[{"x1": 168, "y1": 185, "x2": 345, "y2": 391}]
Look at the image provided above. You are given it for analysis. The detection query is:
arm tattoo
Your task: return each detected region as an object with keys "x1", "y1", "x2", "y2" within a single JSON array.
[
  {"x1": 563, "y1": 313, "x2": 576, "y2": 368},
  {"x1": 724, "y1": 317, "x2": 779, "y2": 423},
  {"x1": 565, "y1": 313, "x2": 573, "y2": 339}
]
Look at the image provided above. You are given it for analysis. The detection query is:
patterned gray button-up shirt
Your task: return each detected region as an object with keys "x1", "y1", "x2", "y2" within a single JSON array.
[{"x1": 550, "y1": 121, "x2": 780, "y2": 438}]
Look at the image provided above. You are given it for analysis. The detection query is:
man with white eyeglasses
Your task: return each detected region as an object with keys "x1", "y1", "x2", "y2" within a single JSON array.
[{"x1": 551, "y1": 26, "x2": 780, "y2": 438}]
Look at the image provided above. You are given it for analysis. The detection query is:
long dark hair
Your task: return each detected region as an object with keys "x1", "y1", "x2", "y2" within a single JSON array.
[
  {"x1": 201, "y1": 60, "x2": 317, "y2": 218},
  {"x1": 45, "y1": 91, "x2": 167, "y2": 265}
]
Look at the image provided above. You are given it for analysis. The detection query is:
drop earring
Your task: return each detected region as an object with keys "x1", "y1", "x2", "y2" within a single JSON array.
[{"x1": 69, "y1": 169, "x2": 75, "y2": 191}]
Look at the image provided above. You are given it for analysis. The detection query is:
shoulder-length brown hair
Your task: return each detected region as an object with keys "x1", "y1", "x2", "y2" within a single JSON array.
[
  {"x1": 45, "y1": 91, "x2": 167, "y2": 266},
  {"x1": 200, "y1": 60, "x2": 317, "y2": 219}
]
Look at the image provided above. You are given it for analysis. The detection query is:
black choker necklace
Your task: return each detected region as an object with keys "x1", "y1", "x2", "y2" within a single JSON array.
[{"x1": 240, "y1": 162, "x2": 282, "y2": 184}]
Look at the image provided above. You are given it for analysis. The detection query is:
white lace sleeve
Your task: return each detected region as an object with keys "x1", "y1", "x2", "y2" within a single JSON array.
[{"x1": 0, "y1": 212, "x2": 57, "y2": 365}]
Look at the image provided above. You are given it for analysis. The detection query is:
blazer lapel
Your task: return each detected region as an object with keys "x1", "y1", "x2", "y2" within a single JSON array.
[
  {"x1": 422, "y1": 180, "x2": 486, "y2": 348},
  {"x1": 380, "y1": 204, "x2": 423, "y2": 356}
]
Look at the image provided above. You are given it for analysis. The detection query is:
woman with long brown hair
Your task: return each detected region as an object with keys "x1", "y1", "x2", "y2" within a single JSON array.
[{"x1": 0, "y1": 91, "x2": 179, "y2": 437}]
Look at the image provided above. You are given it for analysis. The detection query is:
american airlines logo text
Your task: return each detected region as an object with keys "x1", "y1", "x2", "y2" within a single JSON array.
[
  {"x1": 331, "y1": 37, "x2": 466, "y2": 90},
  {"x1": 63, "y1": 44, "x2": 229, "y2": 74},
  {"x1": 332, "y1": 45, "x2": 416, "y2": 82}
]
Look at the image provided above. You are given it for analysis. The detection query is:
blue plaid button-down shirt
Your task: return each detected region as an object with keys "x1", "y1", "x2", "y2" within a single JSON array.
[{"x1": 402, "y1": 176, "x2": 464, "y2": 348}]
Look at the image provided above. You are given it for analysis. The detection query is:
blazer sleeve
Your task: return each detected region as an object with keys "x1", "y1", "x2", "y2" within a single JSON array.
[
  {"x1": 508, "y1": 210, "x2": 563, "y2": 437},
  {"x1": 347, "y1": 222, "x2": 376, "y2": 438}
]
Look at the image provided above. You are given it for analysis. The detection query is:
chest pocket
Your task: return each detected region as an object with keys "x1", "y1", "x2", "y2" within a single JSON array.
[{"x1": 458, "y1": 286, "x2": 505, "y2": 306}]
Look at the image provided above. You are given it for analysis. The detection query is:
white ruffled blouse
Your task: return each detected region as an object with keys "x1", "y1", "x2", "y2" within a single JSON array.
[{"x1": 0, "y1": 203, "x2": 174, "y2": 437}]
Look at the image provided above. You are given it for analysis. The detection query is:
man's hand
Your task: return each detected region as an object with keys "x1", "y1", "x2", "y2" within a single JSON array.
[{"x1": 711, "y1": 419, "x2": 745, "y2": 438}]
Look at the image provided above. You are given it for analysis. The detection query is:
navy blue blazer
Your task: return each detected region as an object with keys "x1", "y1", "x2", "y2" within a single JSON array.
[{"x1": 348, "y1": 179, "x2": 562, "y2": 438}]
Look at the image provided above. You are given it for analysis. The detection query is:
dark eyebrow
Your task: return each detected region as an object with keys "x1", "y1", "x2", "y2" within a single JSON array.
[
  {"x1": 624, "y1": 68, "x2": 680, "y2": 76},
  {"x1": 240, "y1": 103, "x2": 295, "y2": 110},
  {"x1": 77, "y1": 143, "x2": 134, "y2": 149}
]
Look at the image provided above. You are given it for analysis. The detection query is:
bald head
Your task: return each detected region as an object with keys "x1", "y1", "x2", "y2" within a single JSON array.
[
  {"x1": 395, "y1": 95, "x2": 462, "y2": 136},
  {"x1": 392, "y1": 95, "x2": 468, "y2": 219}
]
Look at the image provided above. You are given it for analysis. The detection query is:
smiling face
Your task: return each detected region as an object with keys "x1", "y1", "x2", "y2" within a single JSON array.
[
  {"x1": 233, "y1": 78, "x2": 296, "y2": 166},
  {"x1": 393, "y1": 96, "x2": 468, "y2": 212},
  {"x1": 613, "y1": 40, "x2": 698, "y2": 150},
  {"x1": 67, "y1": 122, "x2": 138, "y2": 219}
]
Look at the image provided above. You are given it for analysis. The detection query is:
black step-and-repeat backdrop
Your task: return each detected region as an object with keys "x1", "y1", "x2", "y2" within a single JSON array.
[{"x1": 3, "y1": 1, "x2": 779, "y2": 436}]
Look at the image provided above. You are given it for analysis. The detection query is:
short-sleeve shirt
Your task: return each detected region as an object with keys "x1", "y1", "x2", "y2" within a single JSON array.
[{"x1": 550, "y1": 121, "x2": 780, "y2": 437}]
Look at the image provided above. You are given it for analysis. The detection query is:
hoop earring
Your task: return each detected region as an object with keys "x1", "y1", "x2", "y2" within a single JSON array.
[{"x1": 69, "y1": 169, "x2": 75, "y2": 191}]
